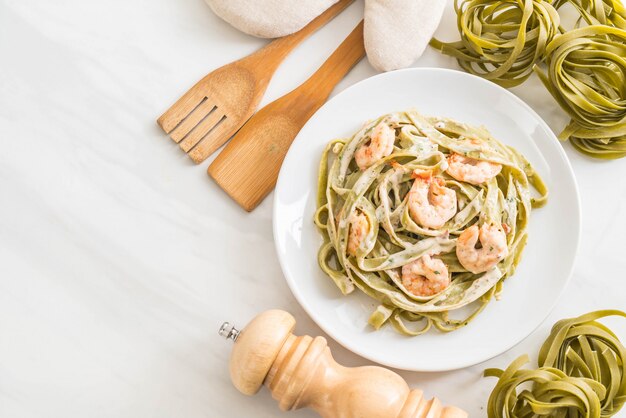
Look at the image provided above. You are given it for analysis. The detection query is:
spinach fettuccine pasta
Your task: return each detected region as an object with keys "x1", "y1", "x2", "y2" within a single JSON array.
[
  {"x1": 486, "y1": 310, "x2": 626, "y2": 417},
  {"x1": 431, "y1": 0, "x2": 626, "y2": 159},
  {"x1": 314, "y1": 110, "x2": 548, "y2": 335},
  {"x1": 429, "y1": 0, "x2": 561, "y2": 88},
  {"x1": 534, "y1": 25, "x2": 626, "y2": 159}
]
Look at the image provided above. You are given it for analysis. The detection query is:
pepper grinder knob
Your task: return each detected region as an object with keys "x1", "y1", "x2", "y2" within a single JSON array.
[
  {"x1": 218, "y1": 322, "x2": 240, "y2": 341},
  {"x1": 220, "y1": 309, "x2": 467, "y2": 418}
]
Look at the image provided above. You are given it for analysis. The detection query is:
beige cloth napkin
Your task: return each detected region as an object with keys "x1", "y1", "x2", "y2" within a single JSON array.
[
  {"x1": 207, "y1": 0, "x2": 445, "y2": 71},
  {"x1": 364, "y1": 0, "x2": 446, "y2": 71},
  {"x1": 206, "y1": 0, "x2": 339, "y2": 38}
]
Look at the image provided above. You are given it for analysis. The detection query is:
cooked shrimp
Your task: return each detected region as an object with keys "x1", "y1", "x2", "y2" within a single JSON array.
[
  {"x1": 408, "y1": 171, "x2": 457, "y2": 229},
  {"x1": 354, "y1": 122, "x2": 395, "y2": 170},
  {"x1": 446, "y1": 153, "x2": 502, "y2": 185},
  {"x1": 456, "y1": 223, "x2": 508, "y2": 274},
  {"x1": 401, "y1": 254, "x2": 450, "y2": 297},
  {"x1": 347, "y1": 210, "x2": 369, "y2": 256}
]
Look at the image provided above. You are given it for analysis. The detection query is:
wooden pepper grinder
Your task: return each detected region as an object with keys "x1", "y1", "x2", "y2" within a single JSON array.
[{"x1": 219, "y1": 310, "x2": 467, "y2": 418}]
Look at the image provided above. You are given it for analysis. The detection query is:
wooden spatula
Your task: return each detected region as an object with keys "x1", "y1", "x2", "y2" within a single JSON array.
[
  {"x1": 208, "y1": 22, "x2": 365, "y2": 211},
  {"x1": 157, "y1": 0, "x2": 354, "y2": 164}
]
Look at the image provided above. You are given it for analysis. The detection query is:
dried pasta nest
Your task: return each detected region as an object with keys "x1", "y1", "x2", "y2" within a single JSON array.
[
  {"x1": 430, "y1": 0, "x2": 561, "y2": 87},
  {"x1": 486, "y1": 310, "x2": 626, "y2": 417},
  {"x1": 433, "y1": 0, "x2": 626, "y2": 159},
  {"x1": 535, "y1": 25, "x2": 626, "y2": 159},
  {"x1": 551, "y1": 0, "x2": 626, "y2": 29}
]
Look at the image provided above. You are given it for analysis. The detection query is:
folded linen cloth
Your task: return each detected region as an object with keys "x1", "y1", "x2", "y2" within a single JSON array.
[
  {"x1": 206, "y1": 0, "x2": 339, "y2": 38},
  {"x1": 364, "y1": 0, "x2": 446, "y2": 71},
  {"x1": 206, "y1": 0, "x2": 446, "y2": 71}
]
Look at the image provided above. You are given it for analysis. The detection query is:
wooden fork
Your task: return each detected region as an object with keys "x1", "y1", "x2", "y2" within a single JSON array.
[
  {"x1": 208, "y1": 22, "x2": 365, "y2": 211},
  {"x1": 156, "y1": 0, "x2": 354, "y2": 164}
]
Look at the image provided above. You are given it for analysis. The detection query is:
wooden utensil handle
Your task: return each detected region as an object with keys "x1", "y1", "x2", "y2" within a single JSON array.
[
  {"x1": 223, "y1": 310, "x2": 468, "y2": 418},
  {"x1": 299, "y1": 21, "x2": 365, "y2": 103},
  {"x1": 246, "y1": 0, "x2": 355, "y2": 70}
]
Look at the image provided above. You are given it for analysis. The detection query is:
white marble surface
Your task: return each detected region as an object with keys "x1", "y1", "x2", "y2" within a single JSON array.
[{"x1": 1, "y1": 1, "x2": 625, "y2": 417}]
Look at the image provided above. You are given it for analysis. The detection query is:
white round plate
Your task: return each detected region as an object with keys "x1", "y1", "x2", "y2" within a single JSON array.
[{"x1": 273, "y1": 68, "x2": 580, "y2": 372}]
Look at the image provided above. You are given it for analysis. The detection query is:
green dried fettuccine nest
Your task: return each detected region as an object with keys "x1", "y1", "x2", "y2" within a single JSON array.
[
  {"x1": 534, "y1": 25, "x2": 626, "y2": 159},
  {"x1": 430, "y1": 0, "x2": 561, "y2": 87},
  {"x1": 485, "y1": 310, "x2": 626, "y2": 417},
  {"x1": 431, "y1": 0, "x2": 626, "y2": 159},
  {"x1": 552, "y1": 0, "x2": 626, "y2": 29}
]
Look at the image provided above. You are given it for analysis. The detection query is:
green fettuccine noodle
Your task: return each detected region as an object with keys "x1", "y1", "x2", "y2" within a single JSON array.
[
  {"x1": 552, "y1": 0, "x2": 626, "y2": 29},
  {"x1": 430, "y1": 0, "x2": 626, "y2": 159},
  {"x1": 430, "y1": 0, "x2": 561, "y2": 87},
  {"x1": 534, "y1": 25, "x2": 626, "y2": 159},
  {"x1": 485, "y1": 310, "x2": 626, "y2": 417},
  {"x1": 314, "y1": 110, "x2": 548, "y2": 335}
]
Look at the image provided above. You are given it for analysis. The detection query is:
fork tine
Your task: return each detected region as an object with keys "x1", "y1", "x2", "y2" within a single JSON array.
[
  {"x1": 157, "y1": 90, "x2": 206, "y2": 134},
  {"x1": 179, "y1": 107, "x2": 226, "y2": 152},
  {"x1": 169, "y1": 99, "x2": 215, "y2": 143},
  {"x1": 188, "y1": 117, "x2": 237, "y2": 163}
]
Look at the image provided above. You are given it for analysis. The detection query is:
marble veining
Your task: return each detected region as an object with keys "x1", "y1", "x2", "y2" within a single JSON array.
[{"x1": 1, "y1": 0, "x2": 625, "y2": 417}]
